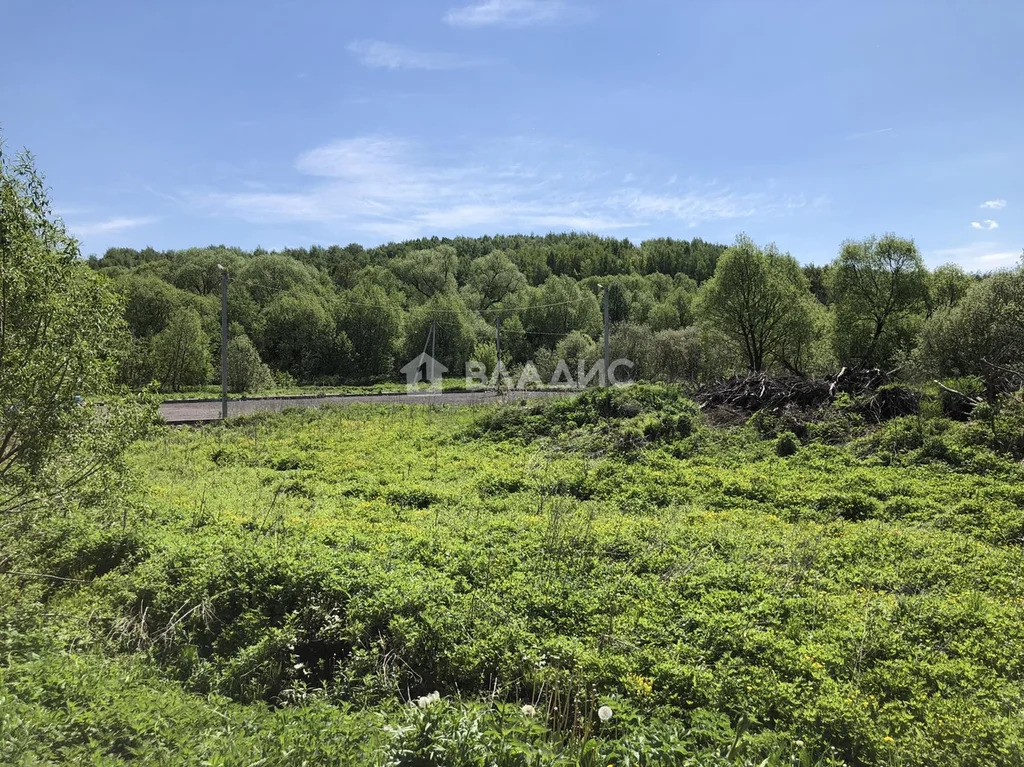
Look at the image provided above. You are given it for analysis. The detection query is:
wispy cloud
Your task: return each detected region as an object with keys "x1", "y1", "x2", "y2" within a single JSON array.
[
  {"x1": 68, "y1": 216, "x2": 158, "y2": 238},
  {"x1": 612, "y1": 189, "x2": 807, "y2": 228},
  {"x1": 444, "y1": 0, "x2": 574, "y2": 27},
  {"x1": 980, "y1": 199, "x2": 1006, "y2": 210},
  {"x1": 845, "y1": 127, "x2": 893, "y2": 140},
  {"x1": 970, "y1": 219, "x2": 999, "y2": 230},
  {"x1": 347, "y1": 40, "x2": 482, "y2": 70},
  {"x1": 198, "y1": 135, "x2": 812, "y2": 241},
  {"x1": 928, "y1": 242, "x2": 1019, "y2": 270}
]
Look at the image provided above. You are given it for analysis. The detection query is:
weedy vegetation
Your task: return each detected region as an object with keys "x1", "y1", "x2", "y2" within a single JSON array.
[{"x1": 5, "y1": 386, "x2": 1024, "y2": 765}]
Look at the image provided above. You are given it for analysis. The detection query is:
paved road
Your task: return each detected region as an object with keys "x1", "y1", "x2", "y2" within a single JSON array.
[{"x1": 160, "y1": 389, "x2": 574, "y2": 424}]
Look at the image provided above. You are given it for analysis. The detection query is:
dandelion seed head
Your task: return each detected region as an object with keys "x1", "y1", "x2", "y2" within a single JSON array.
[{"x1": 598, "y1": 705, "x2": 613, "y2": 722}]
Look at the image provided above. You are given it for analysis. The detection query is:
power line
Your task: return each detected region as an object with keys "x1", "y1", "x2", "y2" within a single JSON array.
[{"x1": 331, "y1": 294, "x2": 594, "y2": 316}]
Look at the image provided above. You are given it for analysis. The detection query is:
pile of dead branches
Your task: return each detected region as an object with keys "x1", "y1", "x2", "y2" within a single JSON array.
[
  {"x1": 698, "y1": 367, "x2": 917, "y2": 422},
  {"x1": 982, "y1": 359, "x2": 1024, "y2": 396}
]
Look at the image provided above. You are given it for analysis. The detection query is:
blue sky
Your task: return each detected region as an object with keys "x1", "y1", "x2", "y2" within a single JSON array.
[{"x1": 3, "y1": 0, "x2": 1021, "y2": 268}]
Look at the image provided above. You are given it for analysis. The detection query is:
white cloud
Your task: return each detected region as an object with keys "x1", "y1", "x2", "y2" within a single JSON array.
[
  {"x1": 69, "y1": 216, "x2": 158, "y2": 238},
  {"x1": 199, "y1": 135, "x2": 809, "y2": 241},
  {"x1": 615, "y1": 190, "x2": 808, "y2": 228},
  {"x1": 970, "y1": 219, "x2": 999, "y2": 230},
  {"x1": 928, "y1": 242, "x2": 1019, "y2": 269},
  {"x1": 347, "y1": 40, "x2": 482, "y2": 70},
  {"x1": 980, "y1": 199, "x2": 1006, "y2": 210},
  {"x1": 444, "y1": 0, "x2": 572, "y2": 27}
]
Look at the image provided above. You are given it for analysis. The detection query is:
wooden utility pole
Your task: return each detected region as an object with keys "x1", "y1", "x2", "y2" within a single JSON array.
[
  {"x1": 494, "y1": 315, "x2": 502, "y2": 389},
  {"x1": 602, "y1": 284, "x2": 611, "y2": 387},
  {"x1": 219, "y1": 265, "x2": 229, "y2": 419}
]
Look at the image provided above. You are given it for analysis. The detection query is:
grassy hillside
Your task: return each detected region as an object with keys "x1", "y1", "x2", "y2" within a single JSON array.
[{"x1": 4, "y1": 388, "x2": 1024, "y2": 765}]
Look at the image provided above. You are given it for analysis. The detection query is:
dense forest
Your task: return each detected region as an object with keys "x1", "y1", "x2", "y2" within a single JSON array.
[{"x1": 91, "y1": 232, "x2": 1021, "y2": 394}]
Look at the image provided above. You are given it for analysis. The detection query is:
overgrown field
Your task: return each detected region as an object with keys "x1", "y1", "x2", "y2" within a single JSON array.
[{"x1": 4, "y1": 387, "x2": 1024, "y2": 765}]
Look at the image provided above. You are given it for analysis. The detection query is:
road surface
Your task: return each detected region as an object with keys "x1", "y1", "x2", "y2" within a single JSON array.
[{"x1": 159, "y1": 389, "x2": 574, "y2": 424}]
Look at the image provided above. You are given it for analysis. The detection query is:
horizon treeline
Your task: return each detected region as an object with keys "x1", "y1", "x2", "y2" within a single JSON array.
[{"x1": 88, "y1": 232, "x2": 1023, "y2": 393}]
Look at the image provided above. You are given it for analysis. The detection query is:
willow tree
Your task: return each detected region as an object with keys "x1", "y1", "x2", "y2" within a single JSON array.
[
  {"x1": 0, "y1": 143, "x2": 151, "y2": 514},
  {"x1": 696, "y1": 235, "x2": 818, "y2": 373},
  {"x1": 828, "y1": 234, "x2": 929, "y2": 369},
  {"x1": 917, "y1": 262, "x2": 1024, "y2": 394}
]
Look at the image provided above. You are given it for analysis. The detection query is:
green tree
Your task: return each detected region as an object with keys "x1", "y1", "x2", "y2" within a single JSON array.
[
  {"x1": 351, "y1": 265, "x2": 405, "y2": 298},
  {"x1": 117, "y1": 337, "x2": 156, "y2": 388},
  {"x1": 497, "y1": 313, "x2": 531, "y2": 363},
  {"x1": 828, "y1": 234, "x2": 929, "y2": 368},
  {"x1": 337, "y1": 284, "x2": 403, "y2": 380},
  {"x1": 552, "y1": 331, "x2": 598, "y2": 382},
  {"x1": 695, "y1": 235, "x2": 816, "y2": 372},
  {"x1": 257, "y1": 292, "x2": 348, "y2": 381},
  {"x1": 917, "y1": 266, "x2": 1024, "y2": 394},
  {"x1": 648, "y1": 326, "x2": 736, "y2": 383},
  {"x1": 151, "y1": 308, "x2": 213, "y2": 391},
  {"x1": 392, "y1": 246, "x2": 458, "y2": 300},
  {"x1": 646, "y1": 301, "x2": 680, "y2": 332},
  {"x1": 606, "y1": 281, "x2": 629, "y2": 323},
  {"x1": 227, "y1": 334, "x2": 273, "y2": 393},
  {"x1": 326, "y1": 243, "x2": 369, "y2": 288},
  {"x1": 239, "y1": 255, "x2": 323, "y2": 306},
  {"x1": 510, "y1": 243, "x2": 551, "y2": 285},
  {"x1": 641, "y1": 238, "x2": 693, "y2": 276},
  {"x1": 0, "y1": 145, "x2": 150, "y2": 513},
  {"x1": 402, "y1": 294, "x2": 477, "y2": 374},
  {"x1": 465, "y1": 250, "x2": 526, "y2": 310},
  {"x1": 521, "y1": 276, "x2": 601, "y2": 346},
  {"x1": 928, "y1": 263, "x2": 973, "y2": 316},
  {"x1": 118, "y1": 274, "x2": 186, "y2": 337},
  {"x1": 226, "y1": 281, "x2": 260, "y2": 335},
  {"x1": 170, "y1": 247, "x2": 245, "y2": 295},
  {"x1": 610, "y1": 323, "x2": 655, "y2": 380},
  {"x1": 777, "y1": 299, "x2": 835, "y2": 376},
  {"x1": 803, "y1": 263, "x2": 831, "y2": 305}
]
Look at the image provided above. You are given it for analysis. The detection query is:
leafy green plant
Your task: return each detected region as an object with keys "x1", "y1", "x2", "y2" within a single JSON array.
[
  {"x1": 775, "y1": 431, "x2": 799, "y2": 457},
  {"x1": 5, "y1": 389, "x2": 1024, "y2": 765}
]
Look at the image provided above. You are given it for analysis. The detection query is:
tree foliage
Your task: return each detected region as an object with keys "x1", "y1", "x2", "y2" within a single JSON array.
[
  {"x1": 696, "y1": 235, "x2": 818, "y2": 372},
  {"x1": 227, "y1": 334, "x2": 273, "y2": 393},
  {"x1": 89, "y1": 229, "x2": 1015, "y2": 388},
  {"x1": 917, "y1": 264, "x2": 1024, "y2": 392},
  {"x1": 337, "y1": 284, "x2": 403, "y2": 380},
  {"x1": 828, "y1": 234, "x2": 929, "y2": 369},
  {"x1": 928, "y1": 262, "x2": 973, "y2": 315},
  {"x1": 151, "y1": 308, "x2": 213, "y2": 392},
  {"x1": 257, "y1": 292, "x2": 348, "y2": 380},
  {"x1": 402, "y1": 293, "x2": 477, "y2": 373},
  {"x1": 392, "y1": 246, "x2": 459, "y2": 300},
  {"x1": 464, "y1": 250, "x2": 526, "y2": 310},
  {"x1": 0, "y1": 144, "x2": 150, "y2": 513},
  {"x1": 522, "y1": 276, "x2": 601, "y2": 346}
]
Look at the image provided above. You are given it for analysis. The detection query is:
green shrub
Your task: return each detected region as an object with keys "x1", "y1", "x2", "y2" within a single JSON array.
[
  {"x1": 473, "y1": 384, "x2": 697, "y2": 453},
  {"x1": 775, "y1": 431, "x2": 799, "y2": 457},
  {"x1": 813, "y1": 490, "x2": 881, "y2": 521}
]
